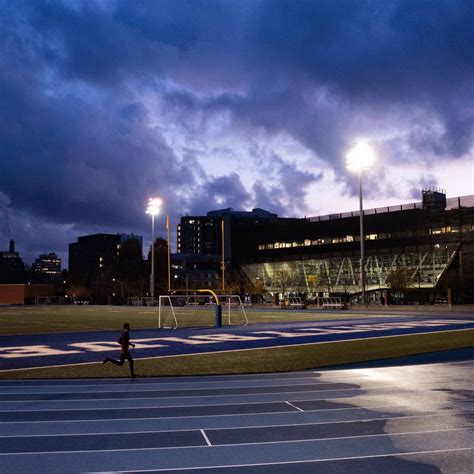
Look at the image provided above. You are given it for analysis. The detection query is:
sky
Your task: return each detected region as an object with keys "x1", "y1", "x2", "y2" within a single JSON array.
[{"x1": 1, "y1": 0, "x2": 473, "y2": 266}]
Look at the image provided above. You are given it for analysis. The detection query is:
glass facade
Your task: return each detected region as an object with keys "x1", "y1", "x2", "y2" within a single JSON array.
[{"x1": 242, "y1": 245, "x2": 457, "y2": 296}]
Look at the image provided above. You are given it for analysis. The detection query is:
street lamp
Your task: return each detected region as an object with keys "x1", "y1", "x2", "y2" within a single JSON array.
[
  {"x1": 346, "y1": 141, "x2": 376, "y2": 305},
  {"x1": 146, "y1": 197, "x2": 162, "y2": 299}
]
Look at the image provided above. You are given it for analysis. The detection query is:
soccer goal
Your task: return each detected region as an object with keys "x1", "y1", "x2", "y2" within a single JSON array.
[{"x1": 158, "y1": 294, "x2": 248, "y2": 329}]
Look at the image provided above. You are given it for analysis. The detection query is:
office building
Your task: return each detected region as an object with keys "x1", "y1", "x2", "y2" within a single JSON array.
[{"x1": 32, "y1": 252, "x2": 61, "y2": 280}]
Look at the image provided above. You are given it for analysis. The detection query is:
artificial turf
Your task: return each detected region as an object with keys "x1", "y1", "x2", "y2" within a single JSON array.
[
  {"x1": 1, "y1": 329, "x2": 473, "y2": 379},
  {"x1": 0, "y1": 304, "x2": 389, "y2": 336}
]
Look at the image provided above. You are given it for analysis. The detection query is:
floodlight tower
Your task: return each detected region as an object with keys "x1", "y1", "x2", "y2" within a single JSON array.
[
  {"x1": 146, "y1": 197, "x2": 162, "y2": 298},
  {"x1": 346, "y1": 142, "x2": 376, "y2": 305}
]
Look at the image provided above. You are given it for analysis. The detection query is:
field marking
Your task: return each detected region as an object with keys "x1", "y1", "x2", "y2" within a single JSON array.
[
  {"x1": 97, "y1": 447, "x2": 474, "y2": 472},
  {"x1": 0, "y1": 387, "x2": 464, "y2": 416},
  {"x1": 3, "y1": 411, "x2": 472, "y2": 438},
  {"x1": 285, "y1": 401, "x2": 304, "y2": 412},
  {"x1": 1, "y1": 327, "x2": 472, "y2": 373},
  {"x1": 0, "y1": 403, "x2": 467, "y2": 425},
  {"x1": 0, "y1": 427, "x2": 471, "y2": 456},
  {"x1": 0, "y1": 379, "x2": 370, "y2": 396},
  {"x1": 200, "y1": 429, "x2": 212, "y2": 446},
  {"x1": 0, "y1": 385, "x2": 399, "y2": 408}
]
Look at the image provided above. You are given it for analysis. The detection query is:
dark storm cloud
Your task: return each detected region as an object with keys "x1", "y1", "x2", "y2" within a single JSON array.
[
  {"x1": 190, "y1": 173, "x2": 252, "y2": 214},
  {"x1": 0, "y1": 0, "x2": 472, "y2": 262}
]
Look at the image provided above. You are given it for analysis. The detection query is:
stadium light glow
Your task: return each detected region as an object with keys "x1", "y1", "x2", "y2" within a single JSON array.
[
  {"x1": 146, "y1": 197, "x2": 162, "y2": 217},
  {"x1": 345, "y1": 141, "x2": 376, "y2": 172}
]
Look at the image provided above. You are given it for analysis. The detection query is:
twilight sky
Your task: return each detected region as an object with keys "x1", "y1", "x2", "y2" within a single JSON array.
[{"x1": 1, "y1": 0, "x2": 473, "y2": 266}]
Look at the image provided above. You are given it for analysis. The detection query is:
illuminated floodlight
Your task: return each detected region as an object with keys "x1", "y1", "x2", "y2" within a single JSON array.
[
  {"x1": 345, "y1": 141, "x2": 376, "y2": 172},
  {"x1": 146, "y1": 197, "x2": 162, "y2": 216}
]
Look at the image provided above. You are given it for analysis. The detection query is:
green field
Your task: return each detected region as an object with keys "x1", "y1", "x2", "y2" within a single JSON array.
[
  {"x1": 0, "y1": 304, "x2": 381, "y2": 336},
  {"x1": 1, "y1": 305, "x2": 472, "y2": 380}
]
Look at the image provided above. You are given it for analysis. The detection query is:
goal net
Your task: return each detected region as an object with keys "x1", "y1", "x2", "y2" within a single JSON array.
[{"x1": 158, "y1": 294, "x2": 248, "y2": 329}]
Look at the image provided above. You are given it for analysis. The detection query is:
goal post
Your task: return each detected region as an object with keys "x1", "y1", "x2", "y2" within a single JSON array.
[{"x1": 158, "y1": 293, "x2": 248, "y2": 329}]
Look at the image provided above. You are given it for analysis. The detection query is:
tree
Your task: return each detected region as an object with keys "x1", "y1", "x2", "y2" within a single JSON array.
[
  {"x1": 67, "y1": 283, "x2": 91, "y2": 301},
  {"x1": 274, "y1": 270, "x2": 295, "y2": 296},
  {"x1": 386, "y1": 266, "x2": 415, "y2": 291}
]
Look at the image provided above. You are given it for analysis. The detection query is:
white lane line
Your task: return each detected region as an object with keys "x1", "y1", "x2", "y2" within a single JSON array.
[
  {"x1": 200, "y1": 429, "x2": 212, "y2": 447},
  {"x1": 95, "y1": 447, "x2": 474, "y2": 472},
  {"x1": 2, "y1": 401, "x2": 471, "y2": 425},
  {"x1": 285, "y1": 401, "x2": 304, "y2": 412},
  {"x1": 0, "y1": 389, "x2": 467, "y2": 414},
  {"x1": 0, "y1": 385, "x2": 398, "y2": 407},
  {"x1": 0, "y1": 379, "x2": 361, "y2": 395},
  {"x1": 4, "y1": 412, "x2": 472, "y2": 438},
  {"x1": 3, "y1": 410, "x2": 473, "y2": 436},
  {"x1": 0, "y1": 427, "x2": 471, "y2": 456}
]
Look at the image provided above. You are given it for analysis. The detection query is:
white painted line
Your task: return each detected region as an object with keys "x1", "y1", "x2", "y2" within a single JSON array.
[
  {"x1": 97, "y1": 447, "x2": 474, "y2": 472},
  {"x1": 200, "y1": 429, "x2": 212, "y2": 447},
  {"x1": 0, "y1": 404, "x2": 401, "y2": 425},
  {"x1": 0, "y1": 427, "x2": 471, "y2": 456},
  {"x1": 0, "y1": 378, "x2": 363, "y2": 395},
  {"x1": 3, "y1": 411, "x2": 472, "y2": 438},
  {"x1": 285, "y1": 401, "x2": 304, "y2": 412},
  {"x1": 0, "y1": 384, "x2": 399, "y2": 408}
]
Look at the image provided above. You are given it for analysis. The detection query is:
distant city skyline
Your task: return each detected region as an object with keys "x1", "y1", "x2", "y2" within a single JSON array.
[{"x1": 1, "y1": 0, "x2": 473, "y2": 265}]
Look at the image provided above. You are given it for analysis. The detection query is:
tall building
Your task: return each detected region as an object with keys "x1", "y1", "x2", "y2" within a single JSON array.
[
  {"x1": 68, "y1": 233, "x2": 142, "y2": 285},
  {"x1": 32, "y1": 253, "x2": 62, "y2": 280},
  {"x1": 0, "y1": 240, "x2": 25, "y2": 283},
  {"x1": 177, "y1": 216, "x2": 221, "y2": 255},
  {"x1": 178, "y1": 208, "x2": 280, "y2": 263}
]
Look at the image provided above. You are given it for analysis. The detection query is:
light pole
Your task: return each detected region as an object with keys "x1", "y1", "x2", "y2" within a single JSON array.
[
  {"x1": 346, "y1": 142, "x2": 376, "y2": 305},
  {"x1": 146, "y1": 197, "x2": 162, "y2": 299}
]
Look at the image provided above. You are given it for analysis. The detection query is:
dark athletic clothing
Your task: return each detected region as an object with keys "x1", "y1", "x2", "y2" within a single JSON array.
[
  {"x1": 104, "y1": 329, "x2": 136, "y2": 377},
  {"x1": 106, "y1": 352, "x2": 135, "y2": 377}
]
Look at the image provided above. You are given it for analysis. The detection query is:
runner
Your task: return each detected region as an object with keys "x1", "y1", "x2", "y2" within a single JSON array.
[{"x1": 103, "y1": 323, "x2": 136, "y2": 378}]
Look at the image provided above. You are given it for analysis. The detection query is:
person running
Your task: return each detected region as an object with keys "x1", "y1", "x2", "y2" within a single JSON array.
[{"x1": 103, "y1": 323, "x2": 136, "y2": 378}]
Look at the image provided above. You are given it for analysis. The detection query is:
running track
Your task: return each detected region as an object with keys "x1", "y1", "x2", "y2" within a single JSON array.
[{"x1": 0, "y1": 360, "x2": 473, "y2": 472}]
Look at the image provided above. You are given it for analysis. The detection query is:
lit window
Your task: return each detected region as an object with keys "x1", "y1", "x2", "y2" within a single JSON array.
[{"x1": 304, "y1": 239, "x2": 311, "y2": 246}]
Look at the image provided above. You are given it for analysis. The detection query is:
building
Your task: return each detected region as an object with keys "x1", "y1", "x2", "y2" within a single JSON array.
[
  {"x1": 178, "y1": 208, "x2": 280, "y2": 263},
  {"x1": 177, "y1": 216, "x2": 222, "y2": 255},
  {"x1": 68, "y1": 233, "x2": 142, "y2": 287},
  {"x1": 176, "y1": 208, "x2": 283, "y2": 291},
  {"x1": 237, "y1": 190, "x2": 474, "y2": 303},
  {"x1": 0, "y1": 240, "x2": 25, "y2": 283},
  {"x1": 32, "y1": 252, "x2": 61, "y2": 281}
]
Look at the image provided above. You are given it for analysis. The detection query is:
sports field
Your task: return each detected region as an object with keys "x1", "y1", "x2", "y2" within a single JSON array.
[
  {"x1": 0, "y1": 304, "x2": 473, "y2": 380},
  {"x1": 0, "y1": 304, "x2": 378, "y2": 336}
]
